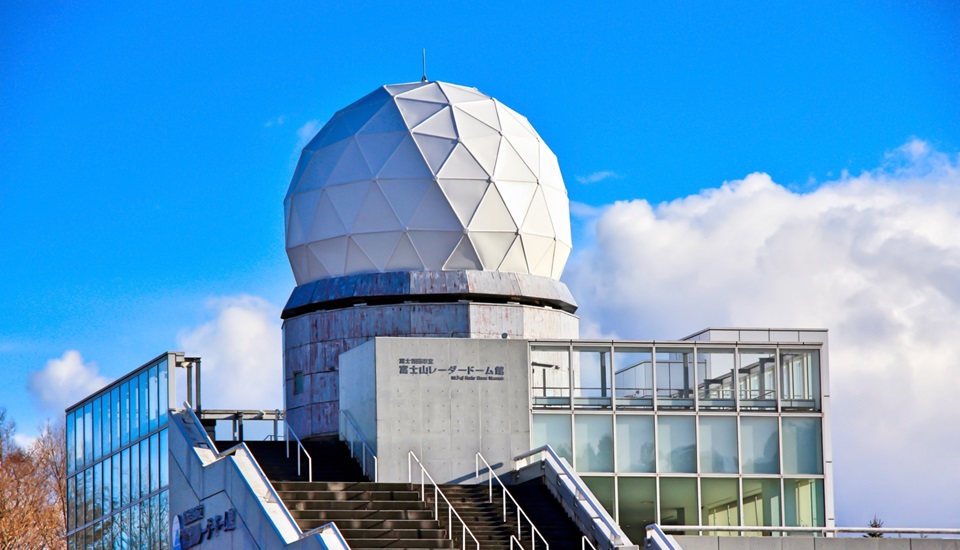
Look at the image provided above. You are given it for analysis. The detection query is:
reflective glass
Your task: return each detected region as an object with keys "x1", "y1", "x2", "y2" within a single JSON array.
[
  {"x1": 697, "y1": 349, "x2": 736, "y2": 409},
  {"x1": 614, "y1": 348, "x2": 653, "y2": 409},
  {"x1": 130, "y1": 377, "x2": 140, "y2": 442},
  {"x1": 67, "y1": 476, "x2": 76, "y2": 531},
  {"x1": 121, "y1": 447, "x2": 130, "y2": 507},
  {"x1": 531, "y1": 347, "x2": 570, "y2": 408},
  {"x1": 743, "y1": 478, "x2": 781, "y2": 531},
  {"x1": 618, "y1": 477, "x2": 656, "y2": 542},
  {"x1": 659, "y1": 478, "x2": 698, "y2": 532},
  {"x1": 741, "y1": 417, "x2": 779, "y2": 474},
  {"x1": 784, "y1": 479, "x2": 825, "y2": 528},
  {"x1": 616, "y1": 415, "x2": 655, "y2": 473},
  {"x1": 102, "y1": 396, "x2": 112, "y2": 459},
  {"x1": 658, "y1": 416, "x2": 696, "y2": 473},
  {"x1": 112, "y1": 453, "x2": 121, "y2": 513},
  {"x1": 75, "y1": 470, "x2": 85, "y2": 528},
  {"x1": 92, "y1": 462, "x2": 100, "y2": 523},
  {"x1": 531, "y1": 414, "x2": 572, "y2": 463},
  {"x1": 67, "y1": 411, "x2": 76, "y2": 474},
  {"x1": 656, "y1": 348, "x2": 694, "y2": 408},
  {"x1": 83, "y1": 403, "x2": 93, "y2": 468},
  {"x1": 84, "y1": 466, "x2": 93, "y2": 528},
  {"x1": 701, "y1": 478, "x2": 739, "y2": 530},
  {"x1": 780, "y1": 350, "x2": 820, "y2": 410},
  {"x1": 582, "y1": 476, "x2": 615, "y2": 516},
  {"x1": 151, "y1": 433, "x2": 160, "y2": 492},
  {"x1": 739, "y1": 350, "x2": 777, "y2": 410},
  {"x1": 111, "y1": 387, "x2": 120, "y2": 453},
  {"x1": 140, "y1": 438, "x2": 150, "y2": 498},
  {"x1": 142, "y1": 496, "x2": 151, "y2": 548},
  {"x1": 160, "y1": 429, "x2": 169, "y2": 487},
  {"x1": 120, "y1": 382, "x2": 130, "y2": 447},
  {"x1": 102, "y1": 516, "x2": 112, "y2": 550},
  {"x1": 159, "y1": 490, "x2": 170, "y2": 550},
  {"x1": 102, "y1": 457, "x2": 111, "y2": 516},
  {"x1": 159, "y1": 359, "x2": 169, "y2": 426},
  {"x1": 139, "y1": 371, "x2": 149, "y2": 437},
  {"x1": 131, "y1": 502, "x2": 140, "y2": 549},
  {"x1": 130, "y1": 444, "x2": 139, "y2": 502},
  {"x1": 93, "y1": 398, "x2": 101, "y2": 461},
  {"x1": 149, "y1": 365, "x2": 159, "y2": 432},
  {"x1": 574, "y1": 415, "x2": 614, "y2": 472},
  {"x1": 782, "y1": 418, "x2": 823, "y2": 474},
  {"x1": 573, "y1": 348, "x2": 612, "y2": 408},
  {"x1": 93, "y1": 521, "x2": 101, "y2": 550},
  {"x1": 75, "y1": 409, "x2": 85, "y2": 470},
  {"x1": 699, "y1": 416, "x2": 738, "y2": 474}
]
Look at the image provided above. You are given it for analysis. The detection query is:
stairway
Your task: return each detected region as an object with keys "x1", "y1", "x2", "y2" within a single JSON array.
[
  {"x1": 224, "y1": 439, "x2": 366, "y2": 482},
  {"x1": 431, "y1": 485, "x2": 519, "y2": 549},
  {"x1": 510, "y1": 479, "x2": 591, "y2": 550}
]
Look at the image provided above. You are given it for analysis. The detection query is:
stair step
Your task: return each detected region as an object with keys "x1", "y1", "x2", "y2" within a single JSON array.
[{"x1": 346, "y1": 539, "x2": 455, "y2": 549}]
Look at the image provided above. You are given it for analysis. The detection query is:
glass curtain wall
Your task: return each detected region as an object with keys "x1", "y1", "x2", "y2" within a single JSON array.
[
  {"x1": 65, "y1": 353, "x2": 173, "y2": 550},
  {"x1": 529, "y1": 341, "x2": 827, "y2": 541}
]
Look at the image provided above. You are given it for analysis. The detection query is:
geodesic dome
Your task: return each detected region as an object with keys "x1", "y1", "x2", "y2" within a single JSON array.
[{"x1": 284, "y1": 81, "x2": 572, "y2": 285}]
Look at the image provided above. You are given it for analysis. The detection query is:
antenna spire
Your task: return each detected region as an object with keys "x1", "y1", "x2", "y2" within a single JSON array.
[{"x1": 421, "y1": 49, "x2": 427, "y2": 82}]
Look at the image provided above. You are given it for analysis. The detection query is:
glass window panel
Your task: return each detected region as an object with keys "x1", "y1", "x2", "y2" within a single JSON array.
[
  {"x1": 68, "y1": 532, "x2": 76, "y2": 550},
  {"x1": 614, "y1": 348, "x2": 653, "y2": 409},
  {"x1": 93, "y1": 521, "x2": 102, "y2": 550},
  {"x1": 75, "y1": 470, "x2": 85, "y2": 528},
  {"x1": 120, "y1": 448, "x2": 129, "y2": 508},
  {"x1": 701, "y1": 478, "x2": 740, "y2": 531},
  {"x1": 92, "y1": 398, "x2": 101, "y2": 461},
  {"x1": 656, "y1": 348, "x2": 694, "y2": 409},
  {"x1": 102, "y1": 516, "x2": 112, "y2": 550},
  {"x1": 149, "y1": 364, "x2": 159, "y2": 432},
  {"x1": 142, "y1": 496, "x2": 151, "y2": 548},
  {"x1": 83, "y1": 403, "x2": 93, "y2": 468},
  {"x1": 784, "y1": 479, "x2": 825, "y2": 528},
  {"x1": 130, "y1": 502, "x2": 140, "y2": 550},
  {"x1": 658, "y1": 416, "x2": 696, "y2": 473},
  {"x1": 75, "y1": 409, "x2": 85, "y2": 471},
  {"x1": 67, "y1": 411, "x2": 76, "y2": 474},
  {"x1": 139, "y1": 371, "x2": 149, "y2": 437},
  {"x1": 782, "y1": 418, "x2": 823, "y2": 475},
  {"x1": 531, "y1": 347, "x2": 570, "y2": 408},
  {"x1": 531, "y1": 414, "x2": 572, "y2": 464},
  {"x1": 616, "y1": 415, "x2": 655, "y2": 473},
  {"x1": 659, "y1": 478, "x2": 698, "y2": 533},
  {"x1": 92, "y1": 462, "x2": 101, "y2": 523},
  {"x1": 743, "y1": 478, "x2": 782, "y2": 531},
  {"x1": 159, "y1": 490, "x2": 170, "y2": 550},
  {"x1": 699, "y1": 416, "x2": 738, "y2": 474},
  {"x1": 130, "y1": 444, "x2": 139, "y2": 503},
  {"x1": 120, "y1": 382, "x2": 130, "y2": 447},
  {"x1": 84, "y1": 525, "x2": 93, "y2": 550},
  {"x1": 582, "y1": 476, "x2": 615, "y2": 516},
  {"x1": 739, "y1": 350, "x2": 777, "y2": 410},
  {"x1": 140, "y1": 438, "x2": 150, "y2": 498},
  {"x1": 111, "y1": 387, "x2": 121, "y2": 453},
  {"x1": 102, "y1": 394, "x2": 111, "y2": 458},
  {"x1": 130, "y1": 377, "x2": 140, "y2": 442},
  {"x1": 780, "y1": 350, "x2": 821, "y2": 410},
  {"x1": 159, "y1": 359, "x2": 169, "y2": 427},
  {"x1": 151, "y1": 433, "x2": 160, "y2": 492},
  {"x1": 573, "y1": 348, "x2": 612, "y2": 409},
  {"x1": 697, "y1": 349, "x2": 736, "y2": 410},
  {"x1": 102, "y1": 456, "x2": 111, "y2": 517},
  {"x1": 112, "y1": 452, "x2": 121, "y2": 513},
  {"x1": 574, "y1": 415, "x2": 614, "y2": 472},
  {"x1": 84, "y1": 467, "x2": 93, "y2": 528},
  {"x1": 67, "y1": 475, "x2": 76, "y2": 531},
  {"x1": 618, "y1": 477, "x2": 656, "y2": 543},
  {"x1": 160, "y1": 429, "x2": 169, "y2": 487},
  {"x1": 741, "y1": 417, "x2": 779, "y2": 474}
]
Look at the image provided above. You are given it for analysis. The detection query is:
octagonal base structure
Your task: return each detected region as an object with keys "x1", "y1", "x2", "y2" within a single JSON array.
[{"x1": 281, "y1": 270, "x2": 580, "y2": 439}]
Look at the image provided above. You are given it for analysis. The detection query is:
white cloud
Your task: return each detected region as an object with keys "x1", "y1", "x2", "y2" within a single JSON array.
[
  {"x1": 177, "y1": 295, "x2": 283, "y2": 410},
  {"x1": 576, "y1": 170, "x2": 620, "y2": 184},
  {"x1": 28, "y1": 350, "x2": 109, "y2": 412},
  {"x1": 264, "y1": 115, "x2": 287, "y2": 127},
  {"x1": 294, "y1": 119, "x2": 320, "y2": 153},
  {"x1": 564, "y1": 140, "x2": 960, "y2": 527},
  {"x1": 12, "y1": 433, "x2": 36, "y2": 449}
]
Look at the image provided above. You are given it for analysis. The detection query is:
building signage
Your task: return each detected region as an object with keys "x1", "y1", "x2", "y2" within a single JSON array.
[
  {"x1": 397, "y1": 357, "x2": 505, "y2": 381},
  {"x1": 173, "y1": 504, "x2": 237, "y2": 549}
]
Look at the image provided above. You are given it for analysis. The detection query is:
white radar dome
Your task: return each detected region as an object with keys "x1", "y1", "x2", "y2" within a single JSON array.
[{"x1": 284, "y1": 81, "x2": 572, "y2": 285}]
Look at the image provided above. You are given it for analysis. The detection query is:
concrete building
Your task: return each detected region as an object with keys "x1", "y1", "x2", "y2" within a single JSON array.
[{"x1": 63, "y1": 81, "x2": 856, "y2": 550}]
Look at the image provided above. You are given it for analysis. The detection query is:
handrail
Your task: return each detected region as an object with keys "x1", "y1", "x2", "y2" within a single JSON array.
[
  {"x1": 511, "y1": 535, "x2": 525, "y2": 550},
  {"x1": 475, "y1": 452, "x2": 548, "y2": 550},
  {"x1": 645, "y1": 524, "x2": 680, "y2": 550},
  {"x1": 182, "y1": 400, "x2": 216, "y2": 451},
  {"x1": 283, "y1": 419, "x2": 313, "y2": 483},
  {"x1": 515, "y1": 445, "x2": 623, "y2": 545},
  {"x1": 408, "y1": 451, "x2": 480, "y2": 550},
  {"x1": 339, "y1": 409, "x2": 378, "y2": 481},
  {"x1": 302, "y1": 521, "x2": 351, "y2": 549},
  {"x1": 582, "y1": 536, "x2": 597, "y2": 550}
]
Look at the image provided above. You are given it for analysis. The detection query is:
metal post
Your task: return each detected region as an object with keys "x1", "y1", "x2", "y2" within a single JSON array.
[{"x1": 194, "y1": 358, "x2": 203, "y2": 411}]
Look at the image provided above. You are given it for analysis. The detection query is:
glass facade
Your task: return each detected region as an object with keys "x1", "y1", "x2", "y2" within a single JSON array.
[
  {"x1": 66, "y1": 353, "x2": 174, "y2": 550},
  {"x1": 529, "y1": 338, "x2": 828, "y2": 541}
]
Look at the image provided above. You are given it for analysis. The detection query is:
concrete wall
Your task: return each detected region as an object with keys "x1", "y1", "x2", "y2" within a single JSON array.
[
  {"x1": 339, "y1": 337, "x2": 531, "y2": 483},
  {"x1": 675, "y1": 537, "x2": 960, "y2": 550},
  {"x1": 168, "y1": 410, "x2": 328, "y2": 550}
]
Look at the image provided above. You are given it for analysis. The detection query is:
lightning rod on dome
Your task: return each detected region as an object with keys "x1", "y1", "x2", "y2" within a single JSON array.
[{"x1": 421, "y1": 49, "x2": 427, "y2": 82}]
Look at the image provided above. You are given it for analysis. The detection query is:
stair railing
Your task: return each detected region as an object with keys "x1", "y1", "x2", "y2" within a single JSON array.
[
  {"x1": 280, "y1": 412, "x2": 313, "y2": 483},
  {"x1": 475, "y1": 452, "x2": 549, "y2": 550},
  {"x1": 339, "y1": 409, "x2": 378, "y2": 481},
  {"x1": 511, "y1": 535, "x2": 526, "y2": 550},
  {"x1": 408, "y1": 451, "x2": 480, "y2": 550},
  {"x1": 582, "y1": 536, "x2": 598, "y2": 550}
]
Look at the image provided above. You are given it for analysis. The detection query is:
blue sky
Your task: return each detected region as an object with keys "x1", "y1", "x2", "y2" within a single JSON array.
[{"x1": 3, "y1": 1, "x2": 960, "y2": 527}]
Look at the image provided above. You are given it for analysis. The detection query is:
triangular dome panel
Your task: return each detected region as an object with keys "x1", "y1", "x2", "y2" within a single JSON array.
[
  {"x1": 352, "y1": 231, "x2": 403, "y2": 271},
  {"x1": 293, "y1": 139, "x2": 350, "y2": 192},
  {"x1": 469, "y1": 184, "x2": 517, "y2": 232},
  {"x1": 408, "y1": 184, "x2": 462, "y2": 231},
  {"x1": 459, "y1": 135, "x2": 501, "y2": 175},
  {"x1": 495, "y1": 101, "x2": 532, "y2": 138},
  {"x1": 351, "y1": 183, "x2": 403, "y2": 233},
  {"x1": 305, "y1": 189, "x2": 347, "y2": 242},
  {"x1": 455, "y1": 100, "x2": 500, "y2": 131},
  {"x1": 327, "y1": 139, "x2": 373, "y2": 185},
  {"x1": 408, "y1": 231, "x2": 463, "y2": 270},
  {"x1": 438, "y1": 82, "x2": 488, "y2": 103},
  {"x1": 521, "y1": 234, "x2": 555, "y2": 277},
  {"x1": 385, "y1": 232, "x2": 425, "y2": 271},
  {"x1": 312, "y1": 115, "x2": 355, "y2": 150},
  {"x1": 345, "y1": 237, "x2": 378, "y2": 274},
  {"x1": 438, "y1": 144, "x2": 489, "y2": 179},
  {"x1": 338, "y1": 92, "x2": 390, "y2": 136},
  {"x1": 494, "y1": 138, "x2": 537, "y2": 182},
  {"x1": 287, "y1": 245, "x2": 309, "y2": 284},
  {"x1": 538, "y1": 143, "x2": 565, "y2": 190},
  {"x1": 325, "y1": 181, "x2": 371, "y2": 232},
  {"x1": 453, "y1": 108, "x2": 500, "y2": 140},
  {"x1": 542, "y1": 187, "x2": 572, "y2": 244},
  {"x1": 498, "y1": 236, "x2": 528, "y2": 274},
  {"x1": 443, "y1": 235, "x2": 483, "y2": 270},
  {"x1": 494, "y1": 180, "x2": 538, "y2": 229},
  {"x1": 358, "y1": 103, "x2": 409, "y2": 134},
  {"x1": 378, "y1": 135, "x2": 433, "y2": 179},
  {"x1": 551, "y1": 242, "x2": 571, "y2": 279},
  {"x1": 385, "y1": 83, "x2": 425, "y2": 96},
  {"x1": 308, "y1": 237, "x2": 349, "y2": 277},
  {"x1": 305, "y1": 245, "x2": 330, "y2": 282},
  {"x1": 520, "y1": 187, "x2": 556, "y2": 238},
  {"x1": 530, "y1": 240, "x2": 556, "y2": 277},
  {"x1": 397, "y1": 82, "x2": 448, "y2": 104},
  {"x1": 469, "y1": 232, "x2": 517, "y2": 271},
  {"x1": 412, "y1": 133, "x2": 458, "y2": 174},
  {"x1": 356, "y1": 131, "x2": 407, "y2": 175},
  {"x1": 287, "y1": 190, "x2": 319, "y2": 246},
  {"x1": 504, "y1": 134, "x2": 540, "y2": 178},
  {"x1": 414, "y1": 107, "x2": 458, "y2": 138},
  {"x1": 396, "y1": 98, "x2": 445, "y2": 128},
  {"x1": 379, "y1": 179, "x2": 434, "y2": 225},
  {"x1": 438, "y1": 178, "x2": 489, "y2": 226}
]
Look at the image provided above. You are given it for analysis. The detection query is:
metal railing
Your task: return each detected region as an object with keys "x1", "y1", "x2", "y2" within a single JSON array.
[
  {"x1": 284, "y1": 419, "x2": 313, "y2": 483},
  {"x1": 303, "y1": 522, "x2": 351, "y2": 549},
  {"x1": 408, "y1": 451, "x2": 480, "y2": 550},
  {"x1": 511, "y1": 535, "x2": 526, "y2": 550},
  {"x1": 475, "y1": 452, "x2": 548, "y2": 550},
  {"x1": 658, "y1": 525, "x2": 960, "y2": 537},
  {"x1": 515, "y1": 445, "x2": 626, "y2": 547},
  {"x1": 582, "y1": 536, "x2": 598, "y2": 550},
  {"x1": 646, "y1": 524, "x2": 681, "y2": 550},
  {"x1": 339, "y1": 409, "x2": 378, "y2": 481}
]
